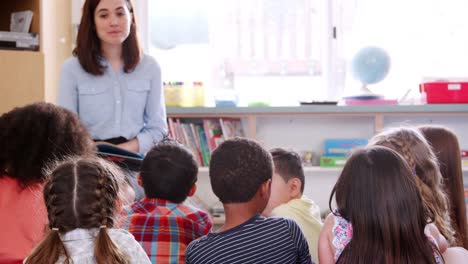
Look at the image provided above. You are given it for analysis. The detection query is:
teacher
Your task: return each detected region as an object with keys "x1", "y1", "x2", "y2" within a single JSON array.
[{"x1": 58, "y1": 0, "x2": 167, "y2": 155}]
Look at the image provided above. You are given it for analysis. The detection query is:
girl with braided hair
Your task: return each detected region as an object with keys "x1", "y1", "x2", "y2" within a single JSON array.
[
  {"x1": 25, "y1": 157, "x2": 150, "y2": 264},
  {"x1": 368, "y1": 126, "x2": 454, "y2": 248}
]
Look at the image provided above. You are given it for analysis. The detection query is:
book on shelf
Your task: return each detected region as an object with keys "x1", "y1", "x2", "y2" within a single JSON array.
[
  {"x1": 319, "y1": 138, "x2": 367, "y2": 168},
  {"x1": 220, "y1": 118, "x2": 245, "y2": 139},
  {"x1": 95, "y1": 141, "x2": 143, "y2": 172},
  {"x1": 324, "y1": 139, "x2": 368, "y2": 157},
  {"x1": 196, "y1": 125, "x2": 211, "y2": 165},
  {"x1": 181, "y1": 123, "x2": 203, "y2": 166},
  {"x1": 10, "y1": 10, "x2": 33, "y2": 33},
  {"x1": 167, "y1": 117, "x2": 245, "y2": 166},
  {"x1": 203, "y1": 119, "x2": 224, "y2": 152},
  {"x1": 320, "y1": 156, "x2": 347, "y2": 167}
]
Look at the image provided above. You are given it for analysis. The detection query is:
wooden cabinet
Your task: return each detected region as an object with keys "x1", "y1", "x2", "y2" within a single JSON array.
[{"x1": 0, "y1": 0, "x2": 72, "y2": 114}]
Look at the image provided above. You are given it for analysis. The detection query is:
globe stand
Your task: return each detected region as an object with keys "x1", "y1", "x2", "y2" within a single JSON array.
[
  {"x1": 342, "y1": 46, "x2": 391, "y2": 102},
  {"x1": 344, "y1": 84, "x2": 384, "y2": 100}
]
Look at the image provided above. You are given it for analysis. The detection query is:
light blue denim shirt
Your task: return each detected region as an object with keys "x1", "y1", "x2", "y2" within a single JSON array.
[{"x1": 58, "y1": 54, "x2": 167, "y2": 154}]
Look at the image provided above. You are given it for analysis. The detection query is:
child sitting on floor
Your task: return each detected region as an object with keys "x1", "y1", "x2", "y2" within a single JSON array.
[
  {"x1": 123, "y1": 140, "x2": 212, "y2": 263},
  {"x1": 263, "y1": 148, "x2": 322, "y2": 263},
  {"x1": 186, "y1": 138, "x2": 313, "y2": 264}
]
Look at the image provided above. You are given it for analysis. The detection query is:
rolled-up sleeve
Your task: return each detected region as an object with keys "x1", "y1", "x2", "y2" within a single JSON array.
[
  {"x1": 136, "y1": 60, "x2": 168, "y2": 154},
  {"x1": 57, "y1": 59, "x2": 78, "y2": 114}
]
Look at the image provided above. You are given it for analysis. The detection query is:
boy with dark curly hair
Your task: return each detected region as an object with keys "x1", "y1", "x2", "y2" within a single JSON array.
[
  {"x1": 123, "y1": 140, "x2": 212, "y2": 263},
  {"x1": 0, "y1": 102, "x2": 96, "y2": 262},
  {"x1": 185, "y1": 138, "x2": 313, "y2": 264}
]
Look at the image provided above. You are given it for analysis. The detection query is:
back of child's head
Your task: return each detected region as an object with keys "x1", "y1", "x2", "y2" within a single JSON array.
[
  {"x1": 140, "y1": 139, "x2": 198, "y2": 203},
  {"x1": 419, "y1": 125, "x2": 468, "y2": 248},
  {"x1": 25, "y1": 156, "x2": 129, "y2": 264},
  {"x1": 0, "y1": 102, "x2": 95, "y2": 188},
  {"x1": 332, "y1": 146, "x2": 439, "y2": 264},
  {"x1": 270, "y1": 148, "x2": 305, "y2": 194},
  {"x1": 210, "y1": 137, "x2": 273, "y2": 203},
  {"x1": 368, "y1": 126, "x2": 454, "y2": 242}
]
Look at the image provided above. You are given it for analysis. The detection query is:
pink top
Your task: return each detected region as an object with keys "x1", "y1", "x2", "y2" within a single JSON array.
[{"x1": 0, "y1": 176, "x2": 48, "y2": 262}]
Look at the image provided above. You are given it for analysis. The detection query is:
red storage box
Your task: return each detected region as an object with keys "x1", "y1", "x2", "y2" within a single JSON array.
[{"x1": 420, "y1": 82, "x2": 468, "y2": 104}]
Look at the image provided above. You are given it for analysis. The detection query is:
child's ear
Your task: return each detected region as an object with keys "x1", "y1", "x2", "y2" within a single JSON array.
[
  {"x1": 288, "y1": 178, "x2": 302, "y2": 198},
  {"x1": 137, "y1": 173, "x2": 143, "y2": 187},
  {"x1": 260, "y1": 179, "x2": 272, "y2": 199},
  {"x1": 188, "y1": 184, "x2": 197, "y2": 197}
]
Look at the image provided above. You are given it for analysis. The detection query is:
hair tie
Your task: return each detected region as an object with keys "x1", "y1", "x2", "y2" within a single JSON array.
[
  {"x1": 51, "y1": 227, "x2": 59, "y2": 231},
  {"x1": 99, "y1": 225, "x2": 106, "y2": 229}
]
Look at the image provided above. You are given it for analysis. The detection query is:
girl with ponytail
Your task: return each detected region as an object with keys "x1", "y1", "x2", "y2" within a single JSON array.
[{"x1": 25, "y1": 157, "x2": 150, "y2": 264}]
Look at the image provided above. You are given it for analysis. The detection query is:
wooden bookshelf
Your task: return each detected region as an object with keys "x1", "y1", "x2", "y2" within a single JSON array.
[
  {"x1": 0, "y1": 0, "x2": 41, "y2": 35},
  {"x1": 0, "y1": 50, "x2": 44, "y2": 113},
  {"x1": 0, "y1": 0, "x2": 72, "y2": 113},
  {"x1": 167, "y1": 105, "x2": 468, "y2": 138}
]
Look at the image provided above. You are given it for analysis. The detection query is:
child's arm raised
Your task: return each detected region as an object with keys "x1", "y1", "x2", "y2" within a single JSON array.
[{"x1": 318, "y1": 213, "x2": 336, "y2": 264}]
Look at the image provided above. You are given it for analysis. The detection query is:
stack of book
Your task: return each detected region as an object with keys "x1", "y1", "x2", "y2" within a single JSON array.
[
  {"x1": 167, "y1": 117, "x2": 244, "y2": 166},
  {"x1": 320, "y1": 139, "x2": 368, "y2": 167}
]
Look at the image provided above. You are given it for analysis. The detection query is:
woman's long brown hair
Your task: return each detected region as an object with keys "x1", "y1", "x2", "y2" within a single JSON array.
[
  {"x1": 420, "y1": 125, "x2": 468, "y2": 248},
  {"x1": 25, "y1": 157, "x2": 129, "y2": 264},
  {"x1": 369, "y1": 127, "x2": 455, "y2": 244},
  {"x1": 330, "y1": 146, "x2": 441, "y2": 264},
  {"x1": 73, "y1": 0, "x2": 141, "y2": 75}
]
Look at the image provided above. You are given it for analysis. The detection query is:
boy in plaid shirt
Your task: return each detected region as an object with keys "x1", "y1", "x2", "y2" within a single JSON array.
[{"x1": 123, "y1": 140, "x2": 213, "y2": 263}]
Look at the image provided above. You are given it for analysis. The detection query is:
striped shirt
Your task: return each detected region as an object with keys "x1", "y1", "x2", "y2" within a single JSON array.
[
  {"x1": 185, "y1": 214, "x2": 313, "y2": 264},
  {"x1": 123, "y1": 198, "x2": 212, "y2": 264}
]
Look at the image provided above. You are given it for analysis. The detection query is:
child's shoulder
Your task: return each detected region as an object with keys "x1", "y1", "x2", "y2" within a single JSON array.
[
  {"x1": 174, "y1": 203, "x2": 211, "y2": 218},
  {"x1": 107, "y1": 228, "x2": 135, "y2": 239},
  {"x1": 107, "y1": 229, "x2": 144, "y2": 249},
  {"x1": 266, "y1": 214, "x2": 301, "y2": 228},
  {"x1": 185, "y1": 232, "x2": 211, "y2": 252}
]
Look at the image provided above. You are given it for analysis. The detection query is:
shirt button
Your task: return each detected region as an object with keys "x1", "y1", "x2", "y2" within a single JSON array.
[{"x1": 116, "y1": 100, "x2": 121, "y2": 104}]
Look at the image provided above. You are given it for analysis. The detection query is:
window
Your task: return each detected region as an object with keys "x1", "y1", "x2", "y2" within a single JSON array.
[
  {"x1": 135, "y1": 0, "x2": 468, "y2": 105},
  {"x1": 336, "y1": 0, "x2": 468, "y2": 101},
  {"x1": 135, "y1": 0, "x2": 332, "y2": 106}
]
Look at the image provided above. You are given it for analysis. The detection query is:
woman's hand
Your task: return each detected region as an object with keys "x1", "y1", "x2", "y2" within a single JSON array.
[{"x1": 117, "y1": 138, "x2": 139, "y2": 153}]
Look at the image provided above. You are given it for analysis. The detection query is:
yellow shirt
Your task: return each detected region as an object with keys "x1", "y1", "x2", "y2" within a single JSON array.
[{"x1": 271, "y1": 196, "x2": 323, "y2": 263}]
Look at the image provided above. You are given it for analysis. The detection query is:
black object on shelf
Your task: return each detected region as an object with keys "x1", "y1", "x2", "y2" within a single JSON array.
[{"x1": 300, "y1": 101, "x2": 338, "y2": 105}]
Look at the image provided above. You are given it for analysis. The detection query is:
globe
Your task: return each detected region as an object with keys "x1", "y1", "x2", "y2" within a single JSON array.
[{"x1": 351, "y1": 46, "x2": 391, "y2": 85}]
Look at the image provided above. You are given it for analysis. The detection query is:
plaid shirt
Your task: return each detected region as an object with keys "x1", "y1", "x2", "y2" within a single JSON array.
[{"x1": 123, "y1": 198, "x2": 213, "y2": 264}]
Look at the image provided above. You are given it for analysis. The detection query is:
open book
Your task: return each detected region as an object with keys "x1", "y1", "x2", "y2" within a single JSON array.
[{"x1": 95, "y1": 141, "x2": 143, "y2": 172}]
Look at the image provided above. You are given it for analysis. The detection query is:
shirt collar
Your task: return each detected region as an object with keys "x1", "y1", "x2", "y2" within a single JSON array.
[
  {"x1": 61, "y1": 228, "x2": 99, "y2": 242},
  {"x1": 139, "y1": 197, "x2": 178, "y2": 206}
]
